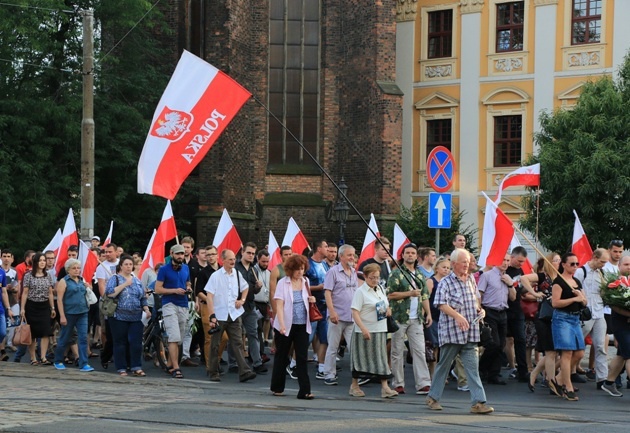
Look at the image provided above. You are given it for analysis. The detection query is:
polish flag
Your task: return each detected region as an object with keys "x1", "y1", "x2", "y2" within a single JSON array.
[
  {"x1": 213, "y1": 209, "x2": 242, "y2": 265},
  {"x1": 43, "y1": 228, "x2": 62, "y2": 256},
  {"x1": 138, "y1": 229, "x2": 158, "y2": 278},
  {"x1": 268, "y1": 230, "x2": 282, "y2": 270},
  {"x1": 392, "y1": 223, "x2": 411, "y2": 261},
  {"x1": 478, "y1": 194, "x2": 515, "y2": 268},
  {"x1": 282, "y1": 218, "x2": 310, "y2": 256},
  {"x1": 509, "y1": 234, "x2": 534, "y2": 274},
  {"x1": 494, "y1": 163, "x2": 540, "y2": 203},
  {"x1": 103, "y1": 221, "x2": 114, "y2": 246},
  {"x1": 54, "y1": 209, "x2": 80, "y2": 273},
  {"x1": 155, "y1": 200, "x2": 177, "y2": 245},
  {"x1": 138, "y1": 51, "x2": 251, "y2": 200},
  {"x1": 79, "y1": 239, "x2": 100, "y2": 284},
  {"x1": 357, "y1": 214, "x2": 380, "y2": 268},
  {"x1": 572, "y1": 210, "x2": 593, "y2": 266}
]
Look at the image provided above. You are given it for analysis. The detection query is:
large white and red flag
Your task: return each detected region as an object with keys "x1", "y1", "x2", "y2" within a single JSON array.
[
  {"x1": 79, "y1": 239, "x2": 99, "y2": 284},
  {"x1": 572, "y1": 210, "x2": 593, "y2": 266},
  {"x1": 103, "y1": 221, "x2": 114, "y2": 246},
  {"x1": 213, "y1": 209, "x2": 242, "y2": 265},
  {"x1": 138, "y1": 229, "x2": 158, "y2": 278},
  {"x1": 43, "y1": 228, "x2": 62, "y2": 256},
  {"x1": 392, "y1": 223, "x2": 411, "y2": 262},
  {"x1": 357, "y1": 214, "x2": 380, "y2": 268},
  {"x1": 138, "y1": 51, "x2": 251, "y2": 200},
  {"x1": 494, "y1": 163, "x2": 540, "y2": 203},
  {"x1": 478, "y1": 194, "x2": 515, "y2": 268},
  {"x1": 268, "y1": 230, "x2": 282, "y2": 270},
  {"x1": 282, "y1": 218, "x2": 310, "y2": 256},
  {"x1": 155, "y1": 200, "x2": 177, "y2": 245},
  {"x1": 54, "y1": 209, "x2": 79, "y2": 273}
]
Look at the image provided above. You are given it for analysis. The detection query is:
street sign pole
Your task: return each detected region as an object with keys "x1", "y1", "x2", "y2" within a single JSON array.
[
  {"x1": 426, "y1": 146, "x2": 456, "y2": 255},
  {"x1": 435, "y1": 229, "x2": 440, "y2": 257}
]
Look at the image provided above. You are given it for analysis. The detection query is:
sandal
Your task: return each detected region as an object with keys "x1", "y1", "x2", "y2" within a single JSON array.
[
  {"x1": 64, "y1": 357, "x2": 74, "y2": 365},
  {"x1": 272, "y1": 392, "x2": 285, "y2": 397},
  {"x1": 133, "y1": 370, "x2": 146, "y2": 377},
  {"x1": 101, "y1": 361, "x2": 109, "y2": 370},
  {"x1": 297, "y1": 393, "x2": 315, "y2": 400},
  {"x1": 171, "y1": 368, "x2": 184, "y2": 379},
  {"x1": 118, "y1": 371, "x2": 128, "y2": 377},
  {"x1": 30, "y1": 360, "x2": 40, "y2": 366},
  {"x1": 40, "y1": 360, "x2": 52, "y2": 366},
  {"x1": 88, "y1": 352, "x2": 99, "y2": 358}
]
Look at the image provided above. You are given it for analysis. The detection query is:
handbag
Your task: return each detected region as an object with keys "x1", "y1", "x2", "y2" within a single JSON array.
[
  {"x1": 85, "y1": 287, "x2": 98, "y2": 305},
  {"x1": 100, "y1": 276, "x2": 120, "y2": 318},
  {"x1": 304, "y1": 278, "x2": 323, "y2": 322},
  {"x1": 386, "y1": 315, "x2": 399, "y2": 333},
  {"x1": 13, "y1": 320, "x2": 32, "y2": 346},
  {"x1": 579, "y1": 306, "x2": 592, "y2": 322},
  {"x1": 479, "y1": 320, "x2": 494, "y2": 348},
  {"x1": 538, "y1": 297, "x2": 554, "y2": 320},
  {"x1": 520, "y1": 299, "x2": 538, "y2": 320}
]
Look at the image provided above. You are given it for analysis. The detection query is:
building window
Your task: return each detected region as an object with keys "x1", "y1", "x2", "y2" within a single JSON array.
[
  {"x1": 496, "y1": 2, "x2": 524, "y2": 52},
  {"x1": 268, "y1": 0, "x2": 320, "y2": 167},
  {"x1": 426, "y1": 119, "x2": 452, "y2": 156},
  {"x1": 494, "y1": 115, "x2": 522, "y2": 167},
  {"x1": 572, "y1": 0, "x2": 601, "y2": 45},
  {"x1": 427, "y1": 10, "x2": 453, "y2": 59}
]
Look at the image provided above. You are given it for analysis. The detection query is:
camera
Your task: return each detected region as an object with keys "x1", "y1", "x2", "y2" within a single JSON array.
[{"x1": 208, "y1": 324, "x2": 221, "y2": 335}]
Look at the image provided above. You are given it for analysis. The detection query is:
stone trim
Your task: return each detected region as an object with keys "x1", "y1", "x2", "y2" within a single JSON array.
[
  {"x1": 396, "y1": 0, "x2": 418, "y2": 22},
  {"x1": 460, "y1": 0, "x2": 484, "y2": 14}
]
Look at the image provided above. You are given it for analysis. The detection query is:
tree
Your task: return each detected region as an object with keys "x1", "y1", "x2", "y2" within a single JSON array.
[
  {"x1": 381, "y1": 201, "x2": 478, "y2": 257},
  {"x1": 521, "y1": 53, "x2": 630, "y2": 253}
]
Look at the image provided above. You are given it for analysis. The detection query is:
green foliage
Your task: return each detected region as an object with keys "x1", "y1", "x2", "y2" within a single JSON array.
[
  {"x1": 521, "y1": 53, "x2": 630, "y2": 253},
  {"x1": 381, "y1": 200, "x2": 478, "y2": 257},
  {"x1": 0, "y1": 0, "x2": 190, "y2": 255}
]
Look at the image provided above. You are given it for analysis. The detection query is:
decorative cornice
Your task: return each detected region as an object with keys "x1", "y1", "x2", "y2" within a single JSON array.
[
  {"x1": 396, "y1": 0, "x2": 418, "y2": 22},
  {"x1": 425, "y1": 65, "x2": 453, "y2": 78},
  {"x1": 533, "y1": 0, "x2": 558, "y2": 6},
  {"x1": 495, "y1": 57, "x2": 523, "y2": 73},
  {"x1": 460, "y1": 0, "x2": 484, "y2": 14},
  {"x1": 568, "y1": 51, "x2": 600, "y2": 67}
]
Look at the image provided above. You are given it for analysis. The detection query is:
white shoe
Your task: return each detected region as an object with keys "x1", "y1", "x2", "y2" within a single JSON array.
[{"x1": 457, "y1": 385, "x2": 470, "y2": 392}]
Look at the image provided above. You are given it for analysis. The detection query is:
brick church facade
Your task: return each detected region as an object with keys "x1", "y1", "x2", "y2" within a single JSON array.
[{"x1": 161, "y1": 0, "x2": 403, "y2": 247}]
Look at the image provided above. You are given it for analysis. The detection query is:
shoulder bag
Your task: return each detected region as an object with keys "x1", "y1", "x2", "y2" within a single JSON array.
[
  {"x1": 304, "y1": 278, "x2": 323, "y2": 322},
  {"x1": 538, "y1": 297, "x2": 554, "y2": 320},
  {"x1": 100, "y1": 276, "x2": 120, "y2": 318},
  {"x1": 85, "y1": 286, "x2": 98, "y2": 305},
  {"x1": 13, "y1": 319, "x2": 32, "y2": 346}
]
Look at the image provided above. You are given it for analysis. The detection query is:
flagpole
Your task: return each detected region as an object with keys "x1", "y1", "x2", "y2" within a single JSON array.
[{"x1": 535, "y1": 186, "x2": 540, "y2": 246}]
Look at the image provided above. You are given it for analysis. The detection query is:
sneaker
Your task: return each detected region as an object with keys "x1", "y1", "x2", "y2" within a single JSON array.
[
  {"x1": 261, "y1": 354, "x2": 271, "y2": 364},
  {"x1": 450, "y1": 369, "x2": 458, "y2": 381},
  {"x1": 254, "y1": 364, "x2": 268, "y2": 374},
  {"x1": 470, "y1": 402, "x2": 494, "y2": 414},
  {"x1": 357, "y1": 377, "x2": 371, "y2": 386},
  {"x1": 585, "y1": 369, "x2": 596, "y2": 381},
  {"x1": 601, "y1": 382, "x2": 623, "y2": 397},
  {"x1": 53, "y1": 362, "x2": 66, "y2": 370},
  {"x1": 286, "y1": 366, "x2": 297, "y2": 380},
  {"x1": 570, "y1": 373, "x2": 587, "y2": 383},
  {"x1": 209, "y1": 374, "x2": 221, "y2": 382},
  {"x1": 324, "y1": 377, "x2": 338, "y2": 386},
  {"x1": 457, "y1": 385, "x2": 470, "y2": 392},
  {"x1": 416, "y1": 386, "x2": 430, "y2": 395},
  {"x1": 508, "y1": 368, "x2": 517, "y2": 379},
  {"x1": 315, "y1": 371, "x2": 326, "y2": 380},
  {"x1": 79, "y1": 365, "x2": 94, "y2": 372},
  {"x1": 394, "y1": 386, "x2": 405, "y2": 394},
  {"x1": 425, "y1": 396, "x2": 443, "y2": 410},
  {"x1": 239, "y1": 371, "x2": 257, "y2": 382}
]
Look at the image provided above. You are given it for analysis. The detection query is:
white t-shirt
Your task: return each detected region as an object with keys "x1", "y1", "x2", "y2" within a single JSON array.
[
  {"x1": 351, "y1": 282, "x2": 389, "y2": 333},
  {"x1": 95, "y1": 260, "x2": 119, "y2": 281}
]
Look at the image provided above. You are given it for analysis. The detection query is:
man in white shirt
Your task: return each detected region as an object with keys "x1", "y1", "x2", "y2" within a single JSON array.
[
  {"x1": 574, "y1": 248, "x2": 610, "y2": 388},
  {"x1": 205, "y1": 249, "x2": 256, "y2": 383},
  {"x1": 604, "y1": 239, "x2": 623, "y2": 274},
  {"x1": 94, "y1": 243, "x2": 119, "y2": 368}
]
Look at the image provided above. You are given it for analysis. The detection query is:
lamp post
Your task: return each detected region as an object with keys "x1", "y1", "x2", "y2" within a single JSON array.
[{"x1": 334, "y1": 177, "x2": 350, "y2": 246}]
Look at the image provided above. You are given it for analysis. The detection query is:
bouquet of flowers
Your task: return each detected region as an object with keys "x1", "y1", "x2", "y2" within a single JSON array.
[{"x1": 601, "y1": 273, "x2": 630, "y2": 310}]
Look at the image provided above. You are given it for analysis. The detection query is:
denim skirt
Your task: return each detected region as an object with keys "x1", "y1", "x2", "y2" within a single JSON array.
[{"x1": 551, "y1": 310, "x2": 585, "y2": 351}]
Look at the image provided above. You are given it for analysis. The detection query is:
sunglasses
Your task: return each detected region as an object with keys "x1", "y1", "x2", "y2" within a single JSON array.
[
  {"x1": 567, "y1": 262, "x2": 580, "y2": 267},
  {"x1": 610, "y1": 240, "x2": 624, "y2": 248}
]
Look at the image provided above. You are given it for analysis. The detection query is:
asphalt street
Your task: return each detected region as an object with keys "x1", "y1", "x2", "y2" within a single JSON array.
[{"x1": 1, "y1": 346, "x2": 629, "y2": 433}]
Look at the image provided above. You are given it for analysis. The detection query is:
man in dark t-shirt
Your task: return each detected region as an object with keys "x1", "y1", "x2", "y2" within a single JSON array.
[{"x1": 504, "y1": 246, "x2": 528, "y2": 383}]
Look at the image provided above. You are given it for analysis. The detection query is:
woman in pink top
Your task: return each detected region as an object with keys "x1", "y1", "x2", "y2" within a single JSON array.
[{"x1": 270, "y1": 255, "x2": 316, "y2": 399}]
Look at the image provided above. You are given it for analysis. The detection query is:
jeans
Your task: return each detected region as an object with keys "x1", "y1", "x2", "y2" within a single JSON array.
[
  {"x1": 108, "y1": 317, "x2": 144, "y2": 372},
  {"x1": 0, "y1": 311, "x2": 6, "y2": 342},
  {"x1": 428, "y1": 342, "x2": 487, "y2": 405},
  {"x1": 271, "y1": 325, "x2": 311, "y2": 397},
  {"x1": 54, "y1": 313, "x2": 89, "y2": 368},
  {"x1": 324, "y1": 320, "x2": 353, "y2": 380},
  {"x1": 391, "y1": 319, "x2": 431, "y2": 389},
  {"x1": 242, "y1": 309, "x2": 262, "y2": 367},
  {"x1": 581, "y1": 317, "x2": 608, "y2": 381}
]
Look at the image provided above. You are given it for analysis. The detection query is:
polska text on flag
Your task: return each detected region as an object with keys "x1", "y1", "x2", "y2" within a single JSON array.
[{"x1": 138, "y1": 51, "x2": 251, "y2": 200}]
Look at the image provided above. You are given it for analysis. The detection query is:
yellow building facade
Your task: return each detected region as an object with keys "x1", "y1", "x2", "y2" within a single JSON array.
[{"x1": 396, "y1": 0, "x2": 630, "y2": 246}]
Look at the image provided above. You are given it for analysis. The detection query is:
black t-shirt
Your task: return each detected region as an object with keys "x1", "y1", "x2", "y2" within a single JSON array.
[
  {"x1": 235, "y1": 261, "x2": 259, "y2": 309},
  {"x1": 553, "y1": 275, "x2": 583, "y2": 313},
  {"x1": 506, "y1": 266, "x2": 524, "y2": 319},
  {"x1": 357, "y1": 258, "x2": 390, "y2": 287},
  {"x1": 195, "y1": 265, "x2": 216, "y2": 297}
]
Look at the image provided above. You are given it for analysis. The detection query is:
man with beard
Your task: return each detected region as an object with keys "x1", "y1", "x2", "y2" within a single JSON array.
[
  {"x1": 254, "y1": 250, "x2": 271, "y2": 363},
  {"x1": 155, "y1": 244, "x2": 192, "y2": 379}
]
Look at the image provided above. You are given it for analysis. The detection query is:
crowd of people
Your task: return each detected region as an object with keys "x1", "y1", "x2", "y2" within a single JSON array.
[{"x1": 1, "y1": 233, "x2": 630, "y2": 414}]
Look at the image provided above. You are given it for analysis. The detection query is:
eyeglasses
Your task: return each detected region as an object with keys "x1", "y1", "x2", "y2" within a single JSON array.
[{"x1": 610, "y1": 240, "x2": 624, "y2": 248}]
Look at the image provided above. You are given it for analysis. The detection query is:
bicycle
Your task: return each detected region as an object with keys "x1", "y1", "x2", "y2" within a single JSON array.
[{"x1": 142, "y1": 291, "x2": 170, "y2": 372}]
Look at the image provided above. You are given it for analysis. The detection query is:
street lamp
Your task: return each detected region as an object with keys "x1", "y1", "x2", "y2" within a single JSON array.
[{"x1": 334, "y1": 177, "x2": 350, "y2": 246}]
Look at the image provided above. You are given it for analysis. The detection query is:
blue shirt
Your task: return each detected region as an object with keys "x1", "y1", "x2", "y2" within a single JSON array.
[
  {"x1": 62, "y1": 275, "x2": 89, "y2": 315},
  {"x1": 157, "y1": 264, "x2": 190, "y2": 308},
  {"x1": 105, "y1": 274, "x2": 148, "y2": 322},
  {"x1": 306, "y1": 258, "x2": 328, "y2": 304}
]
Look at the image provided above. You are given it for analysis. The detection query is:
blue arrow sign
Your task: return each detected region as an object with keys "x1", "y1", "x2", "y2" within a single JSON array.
[{"x1": 428, "y1": 193, "x2": 452, "y2": 229}]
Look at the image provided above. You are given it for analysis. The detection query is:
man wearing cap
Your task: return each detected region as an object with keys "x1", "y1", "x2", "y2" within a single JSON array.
[
  {"x1": 91, "y1": 236, "x2": 101, "y2": 249},
  {"x1": 155, "y1": 244, "x2": 192, "y2": 379}
]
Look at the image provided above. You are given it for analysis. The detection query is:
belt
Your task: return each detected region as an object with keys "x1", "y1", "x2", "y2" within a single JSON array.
[{"x1": 483, "y1": 306, "x2": 506, "y2": 313}]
